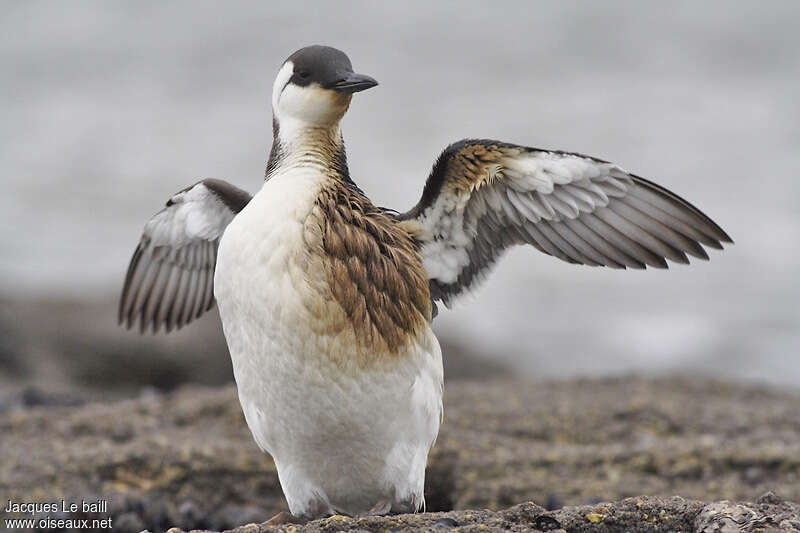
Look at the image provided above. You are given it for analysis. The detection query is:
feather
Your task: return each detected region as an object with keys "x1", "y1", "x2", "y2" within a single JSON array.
[
  {"x1": 401, "y1": 139, "x2": 730, "y2": 303},
  {"x1": 119, "y1": 179, "x2": 251, "y2": 333}
]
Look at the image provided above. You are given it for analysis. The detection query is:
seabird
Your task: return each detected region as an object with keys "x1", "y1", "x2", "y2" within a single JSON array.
[{"x1": 119, "y1": 45, "x2": 732, "y2": 521}]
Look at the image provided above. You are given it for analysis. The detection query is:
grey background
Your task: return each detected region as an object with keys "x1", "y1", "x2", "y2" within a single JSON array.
[{"x1": 1, "y1": 1, "x2": 798, "y2": 392}]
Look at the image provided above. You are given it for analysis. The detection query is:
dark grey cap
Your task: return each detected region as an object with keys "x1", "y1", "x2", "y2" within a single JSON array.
[{"x1": 285, "y1": 45, "x2": 378, "y2": 93}]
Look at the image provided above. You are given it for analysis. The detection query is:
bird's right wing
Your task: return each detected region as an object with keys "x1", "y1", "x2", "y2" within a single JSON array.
[{"x1": 119, "y1": 179, "x2": 251, "y2": 333}]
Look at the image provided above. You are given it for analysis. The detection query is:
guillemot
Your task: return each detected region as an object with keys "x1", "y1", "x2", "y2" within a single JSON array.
[{"x1": 119, "y1": 45, "x2": 731, "y2": 521}]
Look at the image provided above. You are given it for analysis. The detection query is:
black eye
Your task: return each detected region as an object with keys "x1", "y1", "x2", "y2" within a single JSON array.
[{"x1": 297, "y1": 70, "x2": 310, "y2": 79}]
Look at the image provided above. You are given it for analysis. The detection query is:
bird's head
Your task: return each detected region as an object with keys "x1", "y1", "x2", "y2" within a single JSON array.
[{"x1": 271, "y1": 45, "x2": 378, "y2": 131}]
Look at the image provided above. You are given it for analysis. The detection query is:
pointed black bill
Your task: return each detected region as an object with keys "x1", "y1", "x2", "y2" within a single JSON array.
[{"x1": 330, "y1": 73, "x2": 378, "y2": 93}]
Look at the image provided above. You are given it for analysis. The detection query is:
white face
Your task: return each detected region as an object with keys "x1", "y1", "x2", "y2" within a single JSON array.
[{"x1": 271, "y1": 61, "x2": 351, "y2": 129}]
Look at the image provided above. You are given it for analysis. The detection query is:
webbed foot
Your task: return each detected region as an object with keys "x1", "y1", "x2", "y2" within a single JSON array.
[
  {"x1": 363, "y1": 500, "x2": 392, "y2": 516},
  {"x1": 265, "y1": 511, "x2": 307, "y2": 526}
]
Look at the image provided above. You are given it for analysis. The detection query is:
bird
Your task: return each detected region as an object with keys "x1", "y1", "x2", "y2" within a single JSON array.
[{"x1": 119, "y1": 45, "x2": 732, "y2": 522}]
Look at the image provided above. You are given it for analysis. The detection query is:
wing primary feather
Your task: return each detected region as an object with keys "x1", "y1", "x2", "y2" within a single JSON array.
[
  {"x1": 604, "y1": 201, "x2": 689, "y2": 264},
  {"x1": 163, "y1": 264, "x2": 185, "y2": 333},
  {"x1": 563, "y1": 218, "x2": 637, "y2": 269},
  {"x1": 624, "y1": 194, "x2": 717, "y2": 254},
  {"x1": 123, "y1": 246, "x2": 155, "y2": 328},
  {"x1": 145, "y1": 254, "x2": 173, "y2": 333},
  {"x1": 151, "y1": 252, "x2": 180, "y2": 332},
  {"x1": 138, "y1": 260, "x2": 165, "y2": 333},
  {"x1": 628, "y1": 177, "x2": 731, "y2": 244},
  {"x1": 548, "y1": 221, "x2": 608, "y2": 266},
  {"x1": 611, "y1": 201, "x2": 693, "y2": 264},
  {"x1": 155, "y1": 257, "x2": 183, "y2": 332},
  {"x1": 129, "y1": 251, "x2": 162, "y2": 329},
  {"x1": 119, "y1": 242, "x2": 145, "y2": 325},
  {"x1": 593, "y1": 208, "x2": 669, "y2": 268},
  {"x1": 581, "y1": 215, "x2": 650, "y2": 269},
  {"x1": 179, "y1": 268, "x2": 197, "y2": 328}
]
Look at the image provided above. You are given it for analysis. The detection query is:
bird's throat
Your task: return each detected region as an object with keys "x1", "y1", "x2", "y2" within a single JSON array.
[{"x1": 266, "y1": 117, "x2": 348, "y2": 181}]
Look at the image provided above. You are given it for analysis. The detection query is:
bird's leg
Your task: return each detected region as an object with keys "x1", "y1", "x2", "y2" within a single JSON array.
[{"x1": 265, "y1": 511, "x2": 307, "y2": 526}]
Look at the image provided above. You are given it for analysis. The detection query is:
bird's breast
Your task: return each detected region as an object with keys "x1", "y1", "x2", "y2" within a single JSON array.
[{"x1": 215, "y1": 168, "x2": 432, "y2": 373}]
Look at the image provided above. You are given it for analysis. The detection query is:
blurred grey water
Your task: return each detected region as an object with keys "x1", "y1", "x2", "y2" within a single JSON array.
[{"x1": 1, "y1": 2, "x2": 798, "y2": 386}]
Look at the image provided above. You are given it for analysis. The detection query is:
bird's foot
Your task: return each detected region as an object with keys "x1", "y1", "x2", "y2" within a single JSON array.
[
  {"x1": 362, "y1": 500, "x2": 392, "y2": 517},
  {"x1": 265, "y1": 511, "x2": 307, "y2": 526}
]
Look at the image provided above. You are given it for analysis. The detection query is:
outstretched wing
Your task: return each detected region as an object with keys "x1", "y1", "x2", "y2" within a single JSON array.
[
  {"x1": 119, "y1": 179, "x2": 251, "y2": 333},
  {"x1": 400, "y1": 139, "x2": 732, "y2": 306}
]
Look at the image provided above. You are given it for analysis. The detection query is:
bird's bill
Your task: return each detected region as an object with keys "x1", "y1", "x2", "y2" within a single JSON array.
[{"x1": 330, "y1": 73, "x2": 378, "y2": 93}]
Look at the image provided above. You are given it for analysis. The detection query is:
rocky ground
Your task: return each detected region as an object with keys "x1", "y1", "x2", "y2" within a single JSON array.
[
  {"x1": 3, "y1": 377, "x2": 800, "y2": 532},
  {"x1": 175, "y1": 495, "x2": 800, "y2": 532}
]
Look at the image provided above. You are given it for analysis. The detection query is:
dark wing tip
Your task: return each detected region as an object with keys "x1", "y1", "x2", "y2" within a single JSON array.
[
  {"x1": 119, "y1": 241, "x2": 145, "y2": 328},
  {"x1": 719, "y1": 231, "x2": 734, "y2": 245},
  {"x1": 630, "y1": 174, "x2": 733, "y2": 247}
]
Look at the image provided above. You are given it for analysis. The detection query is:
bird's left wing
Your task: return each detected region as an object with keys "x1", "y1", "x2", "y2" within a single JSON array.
[
  {"x1": 119, "y1": 179, "x2": 251, "y2": 333},
  {"x1": 399, "y1": 139, "x2": 732, "y2": 306}
]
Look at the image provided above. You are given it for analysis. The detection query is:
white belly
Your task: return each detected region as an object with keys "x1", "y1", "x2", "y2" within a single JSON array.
[{"x1": 214, "y1": 169, "x2": 443, "y2": 517}]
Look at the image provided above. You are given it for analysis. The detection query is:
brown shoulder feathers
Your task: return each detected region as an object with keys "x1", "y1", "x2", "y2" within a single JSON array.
[{"x1": 315, "y1": 181, "x2": 431, "y2": 354}]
